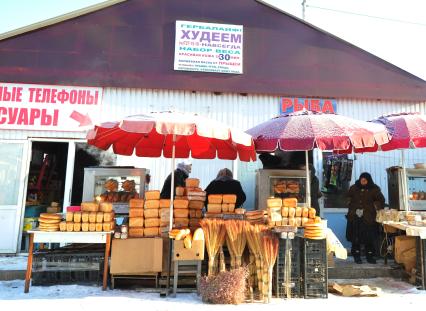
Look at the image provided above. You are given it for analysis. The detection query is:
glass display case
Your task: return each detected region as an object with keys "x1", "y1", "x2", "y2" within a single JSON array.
[
  {"x1": 255, "y1": 169, "x2": 307, "y2": 210},
  {"x1": 82, "y1": 167, "x2": 149, "y2": 214},
  {"x1": 387, "y1": 167, "x2": 426, "y2": 211}
]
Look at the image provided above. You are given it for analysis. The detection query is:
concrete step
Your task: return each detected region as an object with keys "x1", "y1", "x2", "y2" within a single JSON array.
[{"x1": 329, "y1": 257, "x2": 406, "y2": 279}]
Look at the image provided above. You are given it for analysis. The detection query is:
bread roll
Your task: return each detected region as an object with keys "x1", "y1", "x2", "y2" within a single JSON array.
[
  {"x1": 267, "y1": 198, "x2": 282, "y2": 208},
  {"x1": 129, "y1": 227, "x2": 144, "y2": 238},
  {"x1": 208, "y1": 194, "x2": 223, "y2": 204},
  {"x1": 145, "y1": 218, "x2": 160, "y2": 228},
  {"x1": 288, "y1": 207, "x2": 296, "y2": 218},
  {"x1": 144, "y1": 208, "x2": 159, "y2": 218},
  {"x1": 174, "y1": 199, "x2": 189, "y2": 209},
  {"x1": 59, "y1": 221, "x2": 67, "y2": 231},
  {"x1": 73, "y1": 222, "x2": 81, "y2": 232},
  {"x1": 282, "y1": 198, "x2": 298, "y2": 208},
  {"x1": 308, "y1": 208, "x2": 316, "y2": 219},
  {"x1": 144, "y1": 227, "x2": 160, "y2": 237},
  {"x1": 129, "y1": 217, "x2": 144, "y2": 227},
  {"x1": 302, "y1": 207, "x2": 309, "y2": 218},
  {"x1": 89, "y1": 212, "x2": 97, "y2": 223},
  {"x1": 82, "y1": 212, "x2": 89, "y2": 223},
  {"x1": 207, "y1": 203, "x2": 222, "y2": 214},
  {"x1": 129, "y1": 208, "x2": 144, "y2": 218},
  {"x1": 281, "y1": 206, "x2": 289, "y2": 217},
  {"x1": 176, "y1": 187, "x2": 185, "y2": 196},
  {"x1": 129, "y1": 198, "x2": 144, "y2": 208},
  {"x1": 295, "y1": 207, "x2": 302, "y2": 217},
  {"x1": 159, "y1": 199, "x2": 171, "y2": 208},
  {"x1": 174, "y1": 218, "x2": 189, "y2": 228},
  {"x1": 82, "y1": 223, "x2": 89, "y2": 232},
  {"x1": 145, "y1": 190, "x2": 160, "y2": 200},
  {"x1": 89, "y1": 223, "x2": 96, "y2": 232},
  {"x1": 66, "y1": 212, "x2": 74, "y2": 222},
  {"x1": 235, "y1": 208, "x2": 245, "y2": 215},
  {"x1": 81, "y1": 202, "x2": 99, "y2": 212},
  {"x1": 185, "y1": 178, "x2": 200, "y2": 188},
  {"x1": 174, "y1": 209, "x2": 189, "y2": 218},
  {"x1": 100, "y1": 202, "x2": 113, "y2": 212},
  {"x1": 188, "y1": 200, "x2": 204, "y2": 210}
]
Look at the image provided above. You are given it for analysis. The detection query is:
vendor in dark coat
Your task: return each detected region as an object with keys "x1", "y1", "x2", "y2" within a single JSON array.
[
  {"x1": 160, "y1": 160, "x2": 192, "y2": 199},
  {"x1": 205, "y1": 168, "x2": 246, "y2": 207},
  {"x1": 346, "y1": 172, "x2": 385, "y2": 264}
]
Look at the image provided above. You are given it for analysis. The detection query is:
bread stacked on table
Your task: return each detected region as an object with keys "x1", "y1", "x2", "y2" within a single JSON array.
[
  {"x1": 128, "y1": 198, "x2": 145, "y2": 238},
  {"x1": 245, "y1": 210, "x2": 266, "y2": 224},
  {"x1": 186, "y1": 178, "x2": 205, "y2": 230},
  {"x1": 60, "y1": 202, "x2": 115, "y2": 232},
  {"x1": 144, "y1": 191, "x2": 161, "y2": 237},
  {"x1": 38, "y1": 213, "x2": 62, "y2": 231},
  {"x1": 266, "y1": 197, "x2": 318, "y2": 228},
  {"x1": 159, "y1": 198, "x2": 171, "y2": 233},
  {"x1": 206, "y1": 193, "x2": 237, "y2": 215}
]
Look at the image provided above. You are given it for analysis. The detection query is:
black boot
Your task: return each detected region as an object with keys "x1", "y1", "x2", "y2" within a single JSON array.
[
  {"x1": 366, "y1": 252, "x2": 376, "y2": 264},
  {"x1": 354, "y1": 255, "x2": 362, "y2": 264}
]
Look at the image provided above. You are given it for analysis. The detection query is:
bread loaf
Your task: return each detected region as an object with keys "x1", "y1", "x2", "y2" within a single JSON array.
[
  {"x1": 295, "y1": 217, "x2": 302, "y2": 227},
  {"x1": 129, "y1": 198, "x2": 144, "y2": 208},
  {"x1": 89, "y1": 223, "x2": 96, "y2": 232},
  {"x1": 103, "y1": 212, "x2": 115, "y2": 222},
  {"x1": 89, "y1": 212, "x2": 97, "y2": 223},
  {"x1": 281, "y1": 218, "x2": 288, "y2": 226},
  {"x1": 308, "y1": 208, "x2": 316, "y2": 219},
  {"x1": 188, "y1": 200, "x2": 204, "y2": 210},
  {"x1": 66, "y1": 222, "x2": 74, "y2": 232},
  {"x1": 96, "y1": 212, "x2": 104, "y2": 223},
  {"x1": 222, "y1": 194, "x2": 237, "y2": 204},
  {"x1": 82, "y1": 223, "x2": 89, "y2": 232},
  {"x1": 145, "y1": 218, "x2": 161, "y2": 228},
  {"x1": 208, "y1": 194, "x2": 222, "y2": 204},
  {"x1": 302, "y1": 207, "x2": 309, "y2": 218},
  {"x1": 129, "y1": 227, "x2": 144, "y2": 238},
  {"x1": 228, "y1": 204, "x2": 235, "y2": 212},
  {"x1": 174, "y1": 217, "x2": 189, "y2": 228},
  {"x1": 281, "y1": 206, "x2": 289, "y2": 217},
  {"x1": 145, "y1": 190, "x2": 160, "y2": 200},
  {"x1": 160, "y1": 208, "x2": 170, "y2": 220},
  {"x1": 100, "y1": 202, "x2": 113, "y2": 212},
  {"x1": 302, "y1": 217, "x2": 309, "y2": 226},
  {"x1": 176, "y1": 187, "x2": 185, "y2": 196},
  {"x1": 145, "y1": 200, "x2": 160, "y2": 209},
  {"x1": 268, "y1": 207, "x2": 282, "y2": 222},
  {"x1": 144, "y1": 208, "x2": 159, "y2": 218},
  {"x1": 288, "y1": 207, "x2": 296, "y2": 218},
  {"x1": 174, "y1": 209, "x2": 189, "y2": 218},
  {"x1": 159, "y1": 199, "x2": 171, "y2": 208},
  {"x1": 174, "y1": 199, "x2": 189, "y2": 209},
  {"x1": 103, "y1": 221, "x2": 114, "y2": 231},
  {"x1": 129, "y1": 208, "x2": 144, "y2": 218},
  {"x1": 207, "y1": 203, "x2": 222, "y2": 214},
  {"x1": 187, "y1": 195, "x2": 206, "y2": 201},
  {"x1": 282, "y1": 198, "x2": 298, "y2": 208},
  {"x1": 267, "y1": 198, "x2": 282, "y2": 208},
  {"x1": 81, "y1": 202, "x2": 99, "y2": 212},
  {"x1": 73, "y1": 222, "x2": 81, "y2": 232},
  {"x1": 222, "y1": 204, "x2": 229, "y2": 213},
  {"x1": 288, "y1": 218, "x2": 296, "y2": 226},
  {"x1": 73, "y1": 212, "x2": 82, "y2": 223},
  {"x1": 129, "y1": 217, "x2": 144, "y2": 227},
  {"x1": 185, "y1": 178, "x2": 200, "y2": 188},
  {"x1": 82, "y1": 212, "x2": 89, "y2": 223},
  {"x1": 95, "y1": 223, "x2": 103, "y2": 232},
  {"x1": 59, "y1": 221, "x2": 67, "y2": 232},
  {"x1": 66, "y1": 212, "x2": 74, "y2": 222},
  {"x1": 295, "y1": 207, "x2": 302, "y2": 217},
  {"x1": 144, "y1": 227, "x2": 160, "y2": 237}
]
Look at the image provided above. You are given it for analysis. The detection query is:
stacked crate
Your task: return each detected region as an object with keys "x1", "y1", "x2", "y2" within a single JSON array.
[
  {"x1": 302, "y1": 238, "x2": 328, "y2": 299},
  {"x1": 144, "y1": 190, "x2": 161, "y2": 237},
  {"x1": 61, "y1": 202, "x2": 115, "y2": 232},
  {"x1": 186, "y1": 178, "x2": 205, "y2": 230},
  {"x1": 128, "y1": 198, "x2": 144, "y2": 238}
]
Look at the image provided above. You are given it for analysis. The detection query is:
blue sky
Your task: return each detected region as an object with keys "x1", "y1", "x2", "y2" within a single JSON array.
[{"x1": 1, "y1": 0, "x2": 425, "y2": 80}]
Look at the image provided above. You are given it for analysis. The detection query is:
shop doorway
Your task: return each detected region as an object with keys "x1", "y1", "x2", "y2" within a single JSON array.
[{"x1": 20, "y1": 141, "x2": 69, "y2": 252}]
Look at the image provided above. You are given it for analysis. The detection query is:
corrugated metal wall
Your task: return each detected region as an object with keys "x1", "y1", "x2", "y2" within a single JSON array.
[{"x1": 2, "y1": 87, "x2": 426, "y2": 209}]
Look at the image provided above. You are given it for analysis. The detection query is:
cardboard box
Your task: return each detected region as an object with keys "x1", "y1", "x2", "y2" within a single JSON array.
[
  {"x1": 173, "y1": 240, "x2": 205, "y2": 261},
  {"x1": 110, "y1": 237, "x2": 163, "y2": 274},
  {"x1": 394, "y1": 235, "x2": 416, "y2": 263}
]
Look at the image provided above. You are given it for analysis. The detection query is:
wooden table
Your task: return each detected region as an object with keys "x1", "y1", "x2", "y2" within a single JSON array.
[{"x1": 24, "y1": 230, "x2": 112, "y2": 293}]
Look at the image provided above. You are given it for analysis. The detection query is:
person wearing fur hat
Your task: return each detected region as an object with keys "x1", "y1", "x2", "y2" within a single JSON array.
[
  {"x1": 160, "y1": 160, "x2": 192, "y2": 199},
  {"x1": 346, "y1": 172, "x2": 385, "y2": 264}
]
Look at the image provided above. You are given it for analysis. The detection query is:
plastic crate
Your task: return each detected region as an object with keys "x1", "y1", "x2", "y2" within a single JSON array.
[
  {"x1": 302, "y1": 238, "x2": 328, "y2": 299},
  {"x1": 31, "y1": 247, "x2": 104, "y2": 286},
  {"x1": 273, "y1": 236, "x2": 303, "y2": 298}
]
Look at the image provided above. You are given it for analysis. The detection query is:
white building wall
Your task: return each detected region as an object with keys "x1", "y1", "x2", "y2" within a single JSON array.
[{"x1": 2, "y1": 87, "x2": 425, "y2": 209}]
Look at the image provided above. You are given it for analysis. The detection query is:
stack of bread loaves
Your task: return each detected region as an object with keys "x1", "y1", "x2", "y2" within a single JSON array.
[
  {"x1": 38, "y1": 213, "x2": 62, "y2": 231},
  {"x1": 266, "y1": 197, "x2": 318, "y2": 228},
  {"x1": 128, "y1": 198, "x2": 144, "y2": 237},
  {"x1": 60, "y1": 201, "x2": 115, "y2": 232},
  {"x1": 186, "y1": 178, "x2": 205, "y2": 230},
  {"x1": 143, "y1": 190, "x2": 161, "y2": 237}
]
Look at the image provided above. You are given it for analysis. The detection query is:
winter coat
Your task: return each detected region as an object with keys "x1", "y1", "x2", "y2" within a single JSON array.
[
  {"x1": 346, "y1": 183, "x2": 385, "y2": 225},
  {"x1": 205, "y1": 176, "x2": 246, "y2": 208},
  {"x1": 160, "y1": 168, "x2": 188, "y2": 199}
]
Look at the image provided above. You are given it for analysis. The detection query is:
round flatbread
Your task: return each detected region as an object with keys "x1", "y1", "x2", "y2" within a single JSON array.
[
  {"x1": 39, "y1": 213, "x2": 62, "y2": 220},
  {"x1": 39, "y1": 217, "x2": 62, "y2": 224},
  {"x1": 39, "y1": 227, "x2": 59, "y2": 232}
]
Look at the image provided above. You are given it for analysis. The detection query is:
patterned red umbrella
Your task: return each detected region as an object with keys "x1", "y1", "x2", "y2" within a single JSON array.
[{"x1": 246, "y1": 110, "x2": 390, "y2": 152}]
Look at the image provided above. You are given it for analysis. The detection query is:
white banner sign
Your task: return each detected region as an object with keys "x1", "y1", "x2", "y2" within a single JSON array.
[
  {"x1": 0, "y1": 82, "x2": 102, "y2": 132},
  {"x1": 174, "y1": 20, "x2": 243, "y2": 74}
]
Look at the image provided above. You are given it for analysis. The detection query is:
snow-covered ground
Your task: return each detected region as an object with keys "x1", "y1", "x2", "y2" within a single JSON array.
[
  {"x1": 0, "y1": 255, "x2": 27, "y2": 271},
  {"x1": 0, "y1": 277, "x2": 424, "y2": 310}
]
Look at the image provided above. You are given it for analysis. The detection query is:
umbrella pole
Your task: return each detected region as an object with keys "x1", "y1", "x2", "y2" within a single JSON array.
[
  {"x1": 166, "y1": 134, "x2": 177, "y2": 296},
  {"x1": 401, "y1": 150, "x2": 409, "y2": 212},
  {"x1": 305, "y1": 150, "x2": 311, "y2": 207}
]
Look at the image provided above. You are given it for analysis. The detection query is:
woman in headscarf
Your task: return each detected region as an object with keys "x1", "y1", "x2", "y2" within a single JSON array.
[
  {"x1": 205, "y1": 168, "x2": 246, "y2": 207},
  {"x1": 346, "y1": 172, "x2": 385, "y2": 264},
  {"x1": 160, "y1": 160, "x2": 192, "y2": 199}
]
